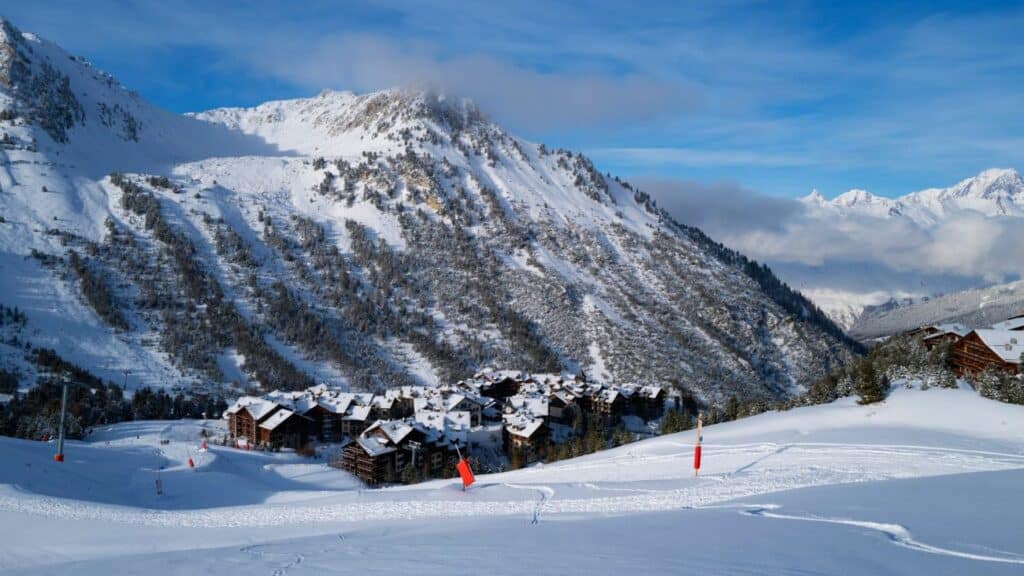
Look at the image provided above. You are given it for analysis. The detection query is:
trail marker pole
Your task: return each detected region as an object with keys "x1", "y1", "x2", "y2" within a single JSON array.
[
  {"x1": 693, "y1": 412, "x2": 703, "y2": 477},
  {"x1": 54, "y1": 377, "x2": 69, "y2": 463},
  {"x1": 455, "y1": 444, "x2": 475, "y2": 491}
]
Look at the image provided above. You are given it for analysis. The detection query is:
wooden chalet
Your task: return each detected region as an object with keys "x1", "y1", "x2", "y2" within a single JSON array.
[
  {"x1": 922, "y1": 330, "x2": 963, "y2": 350},
  {"x1": 338, "y1": 419, "x2": 462, "y2": 485},
  {"x1": 502, "y1": 413, "x2": 548, "y2": 464},
  {"x1": 256, "y1": 408, "x2": 312, "y2": 449},
  {"x1": 546, "y1": 391, "x2": 578, "y2": 424},
  {"x1": 341, "y1": 405, "x2": 373, "y2": 438},
  {"x1": 629, "y1": 385, "x2": 665, "y2": 421},
  {"x1": 225, "y1": 397, "x2": 283, "y2": 444},
  {"x1": 951, "y1": 330, "x2": 1023, "y2": 376},
  {"x1": 477, "y1": 372, "x2": 525, "y2": 401},
  {"x1": 577, "y1": 386, "x2": 626, "y2": 424}
]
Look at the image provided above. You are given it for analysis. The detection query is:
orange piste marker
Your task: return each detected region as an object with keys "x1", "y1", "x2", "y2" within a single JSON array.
[{"x1": 457, "y1": 458, "x2": 475, "y2": 490}]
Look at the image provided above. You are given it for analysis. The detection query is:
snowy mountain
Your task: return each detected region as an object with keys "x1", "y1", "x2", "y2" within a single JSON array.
[
  {"x1": 0, "y1": 17, "x2": 855, "y2": 404},
  {"x1": 801, "y1": 168, "x2": 1024, "y2": 224},
  {"x1": 786, "y1": 168, "x2": 1024, "y2": 331},
  {"x1": 850, "y1": 280, "x2": 1024, "y2": 340}
]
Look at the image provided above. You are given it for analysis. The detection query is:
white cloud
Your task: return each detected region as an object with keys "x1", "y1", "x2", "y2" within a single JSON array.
[
  {"x1": 642, "y1": 179, "x2": 1024, "y2": 286},
  {"x1": 250, "y1": 33, "x2": 697, "y2": 132},
  {"x1": 589, "y1": 147, "x2": 809, "y2": 168}
]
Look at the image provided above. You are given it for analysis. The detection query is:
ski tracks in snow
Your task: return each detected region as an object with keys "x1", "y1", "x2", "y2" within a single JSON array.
[
  {"x1": 738, "y1": 505, "x2": 1024, "y2": 566},
  {"x1": 240, "y1": 543, "x2": 305, "y2": 576},
  {"x1": 502, "y1": 483, "x2": 554, "y2": 524},
  {"x1": 3, "y1": 441, "x2": 1023, "y2": 530}
]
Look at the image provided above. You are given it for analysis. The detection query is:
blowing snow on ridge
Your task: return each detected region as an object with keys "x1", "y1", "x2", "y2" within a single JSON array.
[{"x1": 0, "y1": 17, "x2": 853, "y2": 403}]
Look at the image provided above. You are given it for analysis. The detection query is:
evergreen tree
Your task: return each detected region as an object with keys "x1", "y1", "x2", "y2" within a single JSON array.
[
  {"x1": 854, "y1": 360, "x2": 888, "y2": 404},
  {"x1": 724, "y1": 395, "x2": 740, "y2": 421}
]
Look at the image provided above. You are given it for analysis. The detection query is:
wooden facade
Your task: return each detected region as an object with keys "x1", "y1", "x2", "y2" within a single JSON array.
[
  {"x1": 336, "y1": 425, "x2": 461, "y2": 485},
  {"x1": 480, "y1": 376, "x2": 523, "y2": 401},
  {"x1": 951, "y1": 332, "x2": 1020, "y2": 376},
  {"x1": 339, "y1": 441, "x2": 395, "y2": 485},
  {"x1": 227, "y1": 405, "x2": 280, "y2": 444},
  {"x1": 257, "y1": 411, "x2": 312, "y2": 449},
  {"x1": 630, "y1": 388, "x2": 665, "y2": 421},
  {"x1": 923, "y1": 331, "x2": 961, "y2": 351},
  {"x1": 502, "y1": 419, "x2": 548, "y2": 464},
  {"x1": 302, "y1": 404, "x2": 343, "y2": 442}
]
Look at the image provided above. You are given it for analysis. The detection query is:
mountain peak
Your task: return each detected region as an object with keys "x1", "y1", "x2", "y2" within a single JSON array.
[
  {"x1": 833, "y1": 188, "x2": 883, "y2": 207},
  {"x1": 346, "y1": 88, "x2": 488, "y2": 134},
  {"x1": 801, "y1": 189, "x2": 826, "y2": 205},
  {"x1": 948, "y1": 167, "x2": 1023, "y2": 200}
]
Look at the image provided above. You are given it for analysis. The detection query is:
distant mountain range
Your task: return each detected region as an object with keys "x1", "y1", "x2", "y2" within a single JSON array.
[
  {"x1": 802, "y1": 168, "x2": 1024, "y2": 223},
  {"x1": 0, "y1": 17, "x2": 855, "y2": 404},
  {"x1": 785, "y1": 168, "x2": 1024, "y2": 332},
  {"x1": 849, "y1": 280, "x2": 1024, "y2": 341}
]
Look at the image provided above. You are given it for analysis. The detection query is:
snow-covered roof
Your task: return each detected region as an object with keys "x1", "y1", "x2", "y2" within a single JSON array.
[
  {"x1": 503, "y1": 413, "x2": 545, "y2": 439},
  {"x1": 639, "y1": 385, "x2": 664, "y2": 399},
  {"x1": 443, "y1": 393, "x2": 466, "y2": 411},
  {"x1": 991, "y1": 317, "x2": 1024, "y2": 331},
  {"x1": 344, "y1": 405, "x2": 372, "y2": 422},
  {"x1": 414, "y1": 410, "x2": 470, "y2": 444},
  {"x1": 357, "y1": 435, "x2": 396, "y2": 457},
  {"x1": 506, "y1": 394, "x2": 549, "y2": 418},
  {"x1": 972, "y1": 330, "x2": 1024, "y2": 363},
  {"x1": 372, "y1": 395, "x2": 395, "y2": 410},
  {"x1": 226, "y1": 396, "x2": 280, "y2": 420},
  {"x1": 258, "y1": 408, "x2": 296, "y2": 431},
  {"x1": 317, "y1": 394, "x2": 353, "y2": 414},
  {"x1": 369, "y1": 419, "x2": 416, "y2": 445},
  {"x1": 935, "y1": 323, "x2": 969, "y2": 336}
]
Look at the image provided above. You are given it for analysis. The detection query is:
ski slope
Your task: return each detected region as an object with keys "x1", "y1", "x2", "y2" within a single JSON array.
[{"x1": 2, "y1": 385, "x2": 1024, "y2": 575}]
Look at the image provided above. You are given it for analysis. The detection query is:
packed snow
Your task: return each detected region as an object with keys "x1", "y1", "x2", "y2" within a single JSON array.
[{"x1": 2, "y1": 385, "x2": 1023, "y2": 575}]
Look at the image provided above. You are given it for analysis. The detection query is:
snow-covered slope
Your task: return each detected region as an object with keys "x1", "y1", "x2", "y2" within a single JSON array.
[
  {"x1": 850, "y1": 279, "x2": 1024, "y2": 340},
  {"x1": 0, "y1": 17, "x2": 854, "y2": 403},
  {"x1": 2, "y1": 385, "x2": 1023, "y2": 574}
]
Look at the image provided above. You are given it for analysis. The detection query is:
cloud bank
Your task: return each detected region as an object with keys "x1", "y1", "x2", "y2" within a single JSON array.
[{"x1": 641, "y1": 179, "x2": 1024, "y2": 288}]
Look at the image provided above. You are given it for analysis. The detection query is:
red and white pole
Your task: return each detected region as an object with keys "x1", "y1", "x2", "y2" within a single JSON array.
[{"x1": 693, "y1": 412, "x2": 703, "y2": 477}]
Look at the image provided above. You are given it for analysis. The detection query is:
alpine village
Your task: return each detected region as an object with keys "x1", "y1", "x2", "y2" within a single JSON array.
[{"x1": 217, "y1": 309, "x2": 1024, "y2": 486}]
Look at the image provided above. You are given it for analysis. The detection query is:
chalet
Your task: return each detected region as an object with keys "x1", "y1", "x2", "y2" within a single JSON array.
[
  {"x1": 225, "y1": 397, "x2": 282, "y2": 444},
  {"x1": 951, "y1": 330, "x2": 1024, "y2": 377},
  {"x1": 341, "y1": 405, "x2": 372, "y2": 437},
  {"x1": 337, "y1": 418, "x2": 464, "y2": 485},
  {"x1": 907, "y1": 322, "x2": 962, "y2": 337},
  {"x1": 472, "y1": 370, "x2": 526, "y2": 401},
  {"x1": 370, "y1": 395, "x2": 398, "y2": 420},
  {"x1": 574, "y1": 384, "x2": 626, "y2": 423},
  {"x1": 628, "y1": 385, "x2": 665, "y2": 421},
  {"x1": 308, "y1": 394, "x2": 353, "y2": 442},
  {"x1": 502, "y1": 413, "x2": 548, "y2": 464},
  {"x1": 922, "y1": 329, "x2": 964, "y2": 350},
  {"x1": 413, "y1": 390, "x2": 492, "y2": 427},
  {"x1": 256, "y1": 408, "x2": 312, "y2": 449},
  {"x1": 546, "y1": 390, "x2": 578, "y2": 424}
]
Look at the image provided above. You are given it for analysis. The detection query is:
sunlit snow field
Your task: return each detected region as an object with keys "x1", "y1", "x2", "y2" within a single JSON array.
[{"x1": 2, "y1": 384, "x2": 1023, "y2": 575}]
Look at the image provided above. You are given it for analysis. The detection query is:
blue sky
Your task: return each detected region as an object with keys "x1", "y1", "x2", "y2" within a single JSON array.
[{"x1": 5, "y1": 1, "x2": 1023, "y2": 198}]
